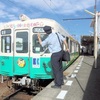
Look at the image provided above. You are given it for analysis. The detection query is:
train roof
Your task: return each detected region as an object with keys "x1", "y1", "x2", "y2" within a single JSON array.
[{"x1": 0, "y1": 14, "x2": 79, "y2": 43}]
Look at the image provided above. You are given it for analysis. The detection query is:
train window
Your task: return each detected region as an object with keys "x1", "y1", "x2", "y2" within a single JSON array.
[
  {"x1": 72, "y1": 42, "x2": 74, "y2": 53},
  {"x1": 70, "y1": 40, "x2": 72, "y2": 53},
  {"x1": 1, "y1": 29, "x2": 11, "y2": 35},
  {"x1": 1, "y1": 36, "x2": 11, "y2": 53},
  {"x1": 32, "y1": 34, "x2": 50, "y2": 53},
  {"x1": 33, "y1": 27, "x2": 44, "y2": 33},
  {"x1": 66, "y1": 37, "x2": 69, "y2": 48},
  {"x1": 16, "y1": 32, "x2": 28, "y2": 53}
]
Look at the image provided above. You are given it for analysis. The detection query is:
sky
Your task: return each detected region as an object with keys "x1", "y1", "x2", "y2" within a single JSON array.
[{"x1": 0, "y1": 0, "x2": 100, "y2": 42}]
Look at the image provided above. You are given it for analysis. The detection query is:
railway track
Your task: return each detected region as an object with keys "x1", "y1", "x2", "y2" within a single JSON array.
[
  {"x1": 3, "y1": 88, "x2": 34, "y2": 100},
  {"x1": 2, "y1": 85, "x2": 43, "y2": 100},
  {"x1": 3, "y1": 88, "x2": 23, "y2": 100},
  {"x1": 0, "y1": 79, "x2": 52, "y2": 100},
  {"x1": 9, "y1": 92, "x2": 33, "y2": 100}
]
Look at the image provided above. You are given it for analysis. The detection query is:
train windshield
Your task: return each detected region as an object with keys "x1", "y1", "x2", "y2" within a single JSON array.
[{"x1": 32, "y1": 34, "x2": 50, "y2": 53}]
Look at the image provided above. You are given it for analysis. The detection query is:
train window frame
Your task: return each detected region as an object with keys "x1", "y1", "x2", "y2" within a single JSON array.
[
  {"x1": 32, "y1": 27, "x2": 45, "y2": 33},
  {"x1": 70, "y1": 40, "x2": 72, "y2": 53},
  {"x1": 16, "y1": 31, "x2": 28, "y2": 53},
  {"x1": 66, "y1": 37, "x2": 69, "y2": 48},
  {"x1": 1, "y1": 36, "x2": 11, "y2": 53},
  {"x1": 1, "y1": 29, "x2": 11, "y2": 35}
]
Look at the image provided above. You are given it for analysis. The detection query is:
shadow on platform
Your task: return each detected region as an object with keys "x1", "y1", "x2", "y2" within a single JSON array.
[{"x1": 82, "y1": 55, "x2": 100, "y2": 100}]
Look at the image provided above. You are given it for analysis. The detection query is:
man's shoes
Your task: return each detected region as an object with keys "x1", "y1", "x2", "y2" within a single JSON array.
[{"x1": 51, "y1": 85, "x2": 61, "y2": 89}]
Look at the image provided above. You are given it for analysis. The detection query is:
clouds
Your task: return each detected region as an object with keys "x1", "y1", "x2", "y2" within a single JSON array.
[
  {"x1": 0, "y1": 2, "x2": 18, "y2": 21},
  {"x1": 11, "y1": 0, "x2": 99, "y2": 14},
  {"x1": 0, "y1": 2, "x2": 7, "y2": 17},
  {"x1": 0, "y1": 0, "x2": 99, "y2": 22}
]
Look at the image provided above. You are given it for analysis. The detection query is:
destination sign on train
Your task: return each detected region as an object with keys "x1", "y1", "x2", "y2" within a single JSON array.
[{"x1": 33, "y1": 27, "x2": 44, "y2": 33}]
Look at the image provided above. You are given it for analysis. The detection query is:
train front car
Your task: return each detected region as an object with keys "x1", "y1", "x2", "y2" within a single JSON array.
[
  {"x1": 0, "y1": 17, "x2": 55, "y2": 88},
  {"x1": 0, "y1": 15, "x2": 80, "y2": 89}
]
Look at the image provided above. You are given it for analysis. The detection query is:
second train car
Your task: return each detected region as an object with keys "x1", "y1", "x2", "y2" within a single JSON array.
[{"x1": 0, "y1": 14, "x2": 80, "y2": 87}]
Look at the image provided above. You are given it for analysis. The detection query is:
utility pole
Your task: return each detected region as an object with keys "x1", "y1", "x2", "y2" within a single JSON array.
[
  {"x1": 94, "y1": 12, "x2": 98, "y2": 68},
  {"x1": 85, "y1": 0, "x2": 98, "y2": 68},
  {"x1": 94, "y1": 0, "x2": 97, "y2": 68},
  {"x1": 63, "y1": 0, "x2": 99, "y2": 68}
]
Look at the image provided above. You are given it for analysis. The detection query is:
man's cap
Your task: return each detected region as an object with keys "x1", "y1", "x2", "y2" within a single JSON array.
[{"x1": 43, "y1": 26, "x2": 52, "y2": 34}]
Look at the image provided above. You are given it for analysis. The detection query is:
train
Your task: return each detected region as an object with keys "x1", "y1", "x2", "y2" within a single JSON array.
[{"x1": 0, "y1": 14, "x2": 80, "y2": 89}]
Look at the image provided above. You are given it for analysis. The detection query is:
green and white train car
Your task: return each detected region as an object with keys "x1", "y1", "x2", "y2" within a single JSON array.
[{"x1": 0, "y1": 14, "x2": 79, "y2": 86}]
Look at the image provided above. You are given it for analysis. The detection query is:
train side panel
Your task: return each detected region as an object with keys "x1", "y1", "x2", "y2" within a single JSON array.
[
  {"x1": 0, "y1": 56, "x2": 13, "y2": 76},
  {"x1": 30, "y1": 57, "x2": 53, "y2": 79}
]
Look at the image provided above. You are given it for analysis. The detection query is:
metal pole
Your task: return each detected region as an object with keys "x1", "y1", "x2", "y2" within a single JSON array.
[
  {"x1": 94, "y1": 12, "x2": 98, "y2": 68},
  {"x1": 94, "y1": 0, "x2": 97, "y2": 68},
  {"x1": 94, "y1": 0, "x2": 97, "y2": 13}
]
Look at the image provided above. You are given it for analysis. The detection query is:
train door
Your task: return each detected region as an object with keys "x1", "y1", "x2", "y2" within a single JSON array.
[
  {"x1": 13, "y1": 30, "x2": 29, "y2": 75},
  {"x1": 0, "y1": 29, "x2": 13, "y2": 76},
  {"x1": 30, "y1": 27, "x2": 53, "y2": 79}
]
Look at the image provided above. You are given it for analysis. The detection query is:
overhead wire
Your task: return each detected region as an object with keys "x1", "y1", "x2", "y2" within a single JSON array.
[
  {"x1": 63, "y1": 17, "x2": 94, "y2": 21},
  {"x1": 50, "y1": 0, "x2": 89, "y2": 35},
  {"x1": 42, "y1": 0, "x2": 62, "y2": 21},
  {"x1": 43, "y1": 0, "x2": 90, "y2": 36},
  {"x1": 42, "y1": 0, "x2": 71, "y2": 33},
  {"x1": 1, "y1": 0, "x2": 93, "y2": 39}
]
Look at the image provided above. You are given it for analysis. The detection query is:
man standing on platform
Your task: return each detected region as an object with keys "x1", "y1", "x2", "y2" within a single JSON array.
[{"x1": 37, "y1": 26, "x2": 69, "y2": 89}]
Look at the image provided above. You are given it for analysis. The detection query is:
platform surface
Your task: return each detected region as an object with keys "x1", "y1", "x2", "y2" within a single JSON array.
[{"x1": 31, "y1": 55, "x2": 100, "y2": 100}]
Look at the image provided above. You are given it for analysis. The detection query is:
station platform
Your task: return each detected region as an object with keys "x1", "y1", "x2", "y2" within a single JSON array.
[{"x1": 31, "y1": 55, "x2": 100, "y2": 100}]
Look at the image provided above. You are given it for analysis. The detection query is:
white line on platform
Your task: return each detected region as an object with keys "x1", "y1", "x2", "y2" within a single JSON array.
[
  {"x1": 65, "y1": 80, "x2": 73, "y2": 86},
  {"x1": 74, "y1": 70, "x2": 79, "y2": 73},
  {"x1": 71, "y1": 74, "x2": 76, "y2": 78},
  {"x1": 76, "y1": 67, "x2": 80, "y2": 69},
  {"x1": 56, "y1": 90, "x2": 68, "y2": 99},
  {"x1": 78, "y1": 64, "x2": 81, "y2": 66}
]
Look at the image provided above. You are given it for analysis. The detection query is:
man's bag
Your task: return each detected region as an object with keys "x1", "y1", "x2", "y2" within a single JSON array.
[{"x1": 62, "y1": 51, "x2": 70, "y2": 61}]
